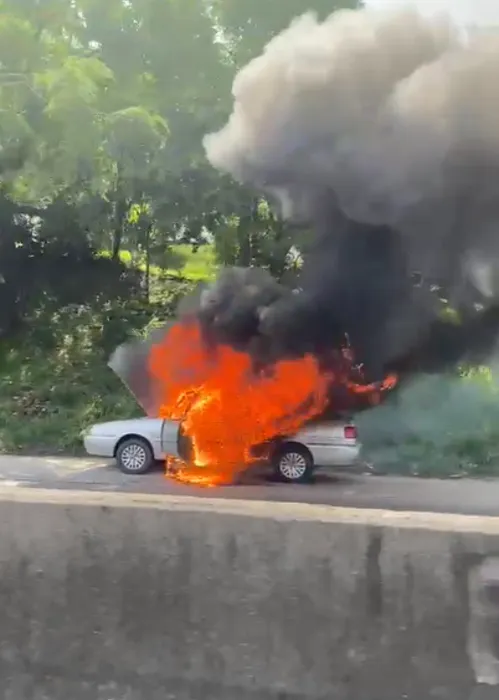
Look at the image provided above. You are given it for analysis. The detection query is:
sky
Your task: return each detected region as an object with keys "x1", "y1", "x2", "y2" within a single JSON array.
[{"x1": 364, "y1": 0, "x2": 499, "y2": 27}]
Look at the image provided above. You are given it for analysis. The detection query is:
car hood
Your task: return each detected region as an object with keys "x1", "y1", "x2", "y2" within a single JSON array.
[{"x1": 108, "y1": 325, "x2": 172, "y2": 414}]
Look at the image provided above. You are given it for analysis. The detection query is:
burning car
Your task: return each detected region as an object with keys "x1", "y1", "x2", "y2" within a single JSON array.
[
  {"x1": 82, "y1": 415, "x2": 360, "y2": 484},
  {"x1": 93, "y1": 6, "x2": 499, "y2": 486},
  {"x1": 103, "y1": 319, "x2": 388, "y2": 486}
]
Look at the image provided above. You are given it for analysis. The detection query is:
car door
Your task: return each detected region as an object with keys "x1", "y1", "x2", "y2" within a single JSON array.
[
  {"x1": 139, "y1": 418, "x2": 166, "y2": 458},
  {"x1": 160, "y1": 419, "x2": 180, "y2": 458}
]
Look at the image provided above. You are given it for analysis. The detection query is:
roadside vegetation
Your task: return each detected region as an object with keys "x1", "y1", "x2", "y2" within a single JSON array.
[
  {"x1": 358, "y1": 367, "x2": 499, "y2": 478},
  {"x1": 0, "y1": 0, "x2": 498, "y2": 475},
  {"x1": 0, "y1": 249, "x2": 200, "y2": 454}
]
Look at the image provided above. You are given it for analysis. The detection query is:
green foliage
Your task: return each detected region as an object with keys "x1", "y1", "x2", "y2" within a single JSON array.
[
  {"x1": 0, "y1": 306, "x2": 136, "y2": 453},
  {"x1": 169, "y1": 244, "x2": 218, "y2": 281},
  {"x1": 0, "y1": 0, "x2": 359, "y2": 267},
  {"x1": 100, "y1": 243, "x2": 217, "y2": 281},
  {"x1": 212, "y1": 0, "x2": 360, "y2": 65},
  {"x1": 357, "y1": 371, "x2": 499, "y2": 477},
  {"x1": 0, "y1": 291, "x2": 187, "y2": 453}
]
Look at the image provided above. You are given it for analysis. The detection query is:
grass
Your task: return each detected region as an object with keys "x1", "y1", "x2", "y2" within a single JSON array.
[
  {"x1": 0, "y1": 272, "x2": 192, "y2": 455},
  {"x1": 357, "y1": 369, "x2": 499, "y2": 478},
  {"x1": 0, "y1": 304, "x2": 148, "y2": 454},
  {"x1": 109, "y1": 243, "x2": 218, "y2": 282},
  {"x1": 168, "y1": 244, "x2": 217, "y2": 281}
]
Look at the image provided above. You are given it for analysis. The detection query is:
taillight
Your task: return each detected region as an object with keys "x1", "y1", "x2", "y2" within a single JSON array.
[{"x1": 344, "y1": 425, "x2": 357, "y2": 440}]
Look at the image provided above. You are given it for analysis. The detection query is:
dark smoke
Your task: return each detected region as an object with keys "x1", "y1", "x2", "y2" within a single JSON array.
[{"x1": 195, "y1": 6, "x2": 499, "y2": 381}]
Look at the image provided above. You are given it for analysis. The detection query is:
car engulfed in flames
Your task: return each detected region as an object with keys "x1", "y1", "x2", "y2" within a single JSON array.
[{"x1": 109, "y1": 318, "x2": 397, "y2": 487}]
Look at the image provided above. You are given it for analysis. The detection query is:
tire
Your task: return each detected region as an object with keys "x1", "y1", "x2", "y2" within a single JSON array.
[
  {"x1": 116, "y1": 437, "x2": 154, "y2": 475},
  {"x1": 273, "y1": 443, "x2": 314, "y2": 483}
]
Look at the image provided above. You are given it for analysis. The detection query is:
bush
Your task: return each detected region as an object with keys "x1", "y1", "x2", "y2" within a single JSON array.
[
  {"x1": 357, "y1": 368, "x2": 499, "y2": 477},
  {"x1": 0, "y1": 296, "x2": 180, "y2": 454}
]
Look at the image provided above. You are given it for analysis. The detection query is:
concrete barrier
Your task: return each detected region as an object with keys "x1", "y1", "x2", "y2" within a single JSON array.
[{"x1": 0, "y1": 487, "x2": 499, "y2": 699}]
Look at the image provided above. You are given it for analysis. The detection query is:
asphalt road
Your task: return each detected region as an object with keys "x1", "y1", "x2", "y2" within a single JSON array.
[{"x1": 0, "y1": 454, "x2": 498, "y2": 516}]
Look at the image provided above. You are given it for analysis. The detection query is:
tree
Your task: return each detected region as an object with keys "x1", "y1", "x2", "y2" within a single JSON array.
[
  {"x1": 75, "y1": 0, "x2": 234, "y2": 253},
  {"x1": 205, "y1": 0, "x2": 361, "y2": 276},
  {"x1": 0, "y1": 1, "x2": 169, "y2": 252},
  {"x1": 0, "y1": 0, "x2": 361, "y2": 284},
  {"x1": 212, "y1": 0, "x2": 360, "y2": 68}
]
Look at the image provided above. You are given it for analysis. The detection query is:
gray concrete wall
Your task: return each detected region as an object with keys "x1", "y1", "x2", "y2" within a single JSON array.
[{"x1": 1, "y1": 488, "x2": 499, "y2": 700}]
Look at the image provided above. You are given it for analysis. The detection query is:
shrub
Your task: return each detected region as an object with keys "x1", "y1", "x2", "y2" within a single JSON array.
[{"x1": 357, "y1": 369, "x2": 499, "y2": 477}]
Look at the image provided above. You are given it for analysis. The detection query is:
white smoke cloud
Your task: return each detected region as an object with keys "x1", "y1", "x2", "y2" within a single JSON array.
[
  {"x1": 204, "y1": 8, "x2": 460, "y2": 220},
  {"x1": 204, "y1": 7, "x2": 499, "y2": 299},
  {"x1": 365, "y1": 0, "x2": 499, "y2": 28}
]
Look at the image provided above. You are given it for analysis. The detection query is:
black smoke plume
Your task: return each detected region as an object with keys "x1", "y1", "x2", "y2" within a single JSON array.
[
  {"x1": 112, "y1": 7, "x2": 499, "y2": 412},
  {"x1": 198, "y1": 6, "x2": 499, "y2": 381}
]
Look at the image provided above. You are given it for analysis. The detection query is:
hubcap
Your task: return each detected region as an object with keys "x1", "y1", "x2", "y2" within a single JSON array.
[
  {"x1": 121, "y1": 444, "x2": 147, "y2": 471},
  {"x1": 279, "y1": 452, "x2": 307, "y2": 480}
]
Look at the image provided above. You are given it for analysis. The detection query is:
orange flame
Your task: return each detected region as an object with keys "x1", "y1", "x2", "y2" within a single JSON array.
[
  {"x1": 148, "y1": 322, "x2": 398, "y2": 486},
  {"x1": 149, "y1": 322, "x2": 330, "y2": 485},
  {"x1": 346, "y1": 368, "x2": 398, "y2": 406}
]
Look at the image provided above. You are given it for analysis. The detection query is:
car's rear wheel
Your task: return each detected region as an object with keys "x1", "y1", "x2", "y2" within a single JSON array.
[
  {"x1": 273, "y1": 443, "x2": 314, "y2": 483},
  {"x1": 116, "y1": 437, "x2": 154, "y2": 475}
]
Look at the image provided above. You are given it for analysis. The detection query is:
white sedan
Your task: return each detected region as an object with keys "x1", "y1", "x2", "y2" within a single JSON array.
[{"x1": 83, "y1": 417, "x2": 360, "y2": 483}]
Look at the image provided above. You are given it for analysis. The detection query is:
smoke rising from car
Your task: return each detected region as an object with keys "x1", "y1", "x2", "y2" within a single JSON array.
[{"x1": 199, "y1": 6, "x2": 499, "y2": 380}]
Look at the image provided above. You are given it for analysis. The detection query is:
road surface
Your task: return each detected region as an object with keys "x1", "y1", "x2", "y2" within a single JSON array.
[{"x1": 0, "y1": 454, "x2": 497, "y2": 515}]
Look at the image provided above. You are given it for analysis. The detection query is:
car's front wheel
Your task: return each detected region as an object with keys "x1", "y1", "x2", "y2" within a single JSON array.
[
  {"x1": 273, "y1": 443, "x2": 314, "y2": 483},
  {"x1": 116, "y1": 437, "x2": 154, "y2": 475}
]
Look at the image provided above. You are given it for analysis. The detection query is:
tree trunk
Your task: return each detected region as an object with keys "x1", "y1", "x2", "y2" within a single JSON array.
[
  {"x1": 236, "y1": 199, "x2": 259, "y2": 267},
  {"x1": 267, "y1": 219, "x2": 288, "y2": 280},
  {"x1": 236, "y1": 217, "x2": 252, "y2": 267},
  {"x1": 111, "y1": 195, "x2": 127, "y2": 260},
  {"x1": 144, "y1": 223, "x2": 152, "y2": 302}
]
